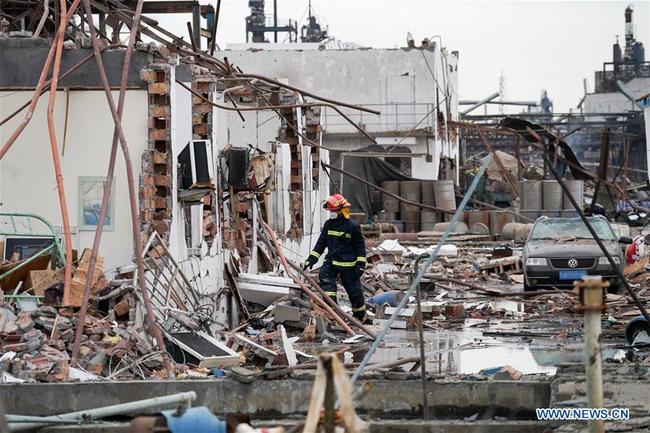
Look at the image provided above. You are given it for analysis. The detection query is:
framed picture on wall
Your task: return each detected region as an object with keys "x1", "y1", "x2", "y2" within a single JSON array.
[{"x1": 79, "y1": 176, "x2": 115, "y2": 231}]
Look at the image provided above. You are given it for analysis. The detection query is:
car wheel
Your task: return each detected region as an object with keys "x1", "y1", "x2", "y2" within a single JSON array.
[{"x1": 523, "y1": 278, "x2": 535, "y2": 292}]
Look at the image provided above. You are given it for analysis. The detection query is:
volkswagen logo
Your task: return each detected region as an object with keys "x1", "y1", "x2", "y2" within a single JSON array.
[{"x1": 568, "y1": 259, "x2": 578, "y2": 268}]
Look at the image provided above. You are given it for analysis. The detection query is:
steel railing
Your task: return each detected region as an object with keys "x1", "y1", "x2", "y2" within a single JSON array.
[{"x1": 321, "y1": 102, "x2": 436, "y2": 135}]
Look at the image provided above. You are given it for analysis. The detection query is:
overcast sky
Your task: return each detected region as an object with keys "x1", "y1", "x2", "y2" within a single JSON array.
[{"x1": 152, "y1": 0, "x2": 650, "y2": 113}]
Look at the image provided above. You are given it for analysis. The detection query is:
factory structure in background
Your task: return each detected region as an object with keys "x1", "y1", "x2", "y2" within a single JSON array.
[
  {"x1": 459, "y1": 3, "x2": 649, "y2": 209},
  {"x1": 230, "y1": 1, "x2": 460, "y2": 231},
  {"x1": 245, "y1": 0, "x2": 328, "y2": 43},
  {"x1": 583, "y1": 4, "x2": 647, "y2": 113}
]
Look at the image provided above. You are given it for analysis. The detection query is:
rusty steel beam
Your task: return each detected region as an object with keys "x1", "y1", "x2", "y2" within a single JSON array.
[
  {"x1": 0, "y1": 0, "x2": 84, "y2": 160},
  {"x1": 81, "y1": 0, "x2": 173, "y2": 377},
  {"x1": 321, "y1": 162, "x2": 455, "y2": 214},
  {"x1": 71, "y1": 0, "x2": 146, "y2": 365},
  {"x1": 47, "y1": 0, "x2": 75, "y2": 304},
  {"x1": 176, "y1": 80, "x2": 377, "y2": 145},
  {"x1": 209, "y1": 0, "x2": 221, "y2": 56},
  {"x1": 262, "y1": 222, "x2": 357, "y2": 338},
  {"x1": 122, "y1": 0, "x2": 212, "y2": 15},
  {"x1": 234, "y1": 73, "x2": 380, "y2": 115},
  {"x1": 94, "y1": 1, "x2": 228, "y2": 73},
  {"x1": 0, "y1": 45, "x2": 116, "y2": 128}
]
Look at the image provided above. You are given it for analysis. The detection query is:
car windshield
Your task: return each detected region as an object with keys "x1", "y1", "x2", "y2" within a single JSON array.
[{"x1": 529, "y1": 218, "x2": 616, "y2": 241}]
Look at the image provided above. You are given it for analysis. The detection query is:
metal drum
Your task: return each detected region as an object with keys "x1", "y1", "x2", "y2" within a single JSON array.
[
  {"x1": 502, "y1": 223, "x2": 534, "y2": 241},
  {"x1": 421, "y1": 180, "x2": 436, "y2": 205},
  {"x1": 519, "y1": 180, "x2": 543, "y2": 210},
  {"x1": 469, "y1": 223, "x2": 490, "y2": 235},
  {"x1": 400, "y1": 181, "x2": 421, "y2": 233},
  {"x1": 380, "y1": 181, "x2": 400, "y2": 222},
  {"x1": 542, "y1": 180, "x2": 562, "y2": 210},
  {"x1": 562, "y1": 180, "x2": 584, "y2": 210},
  {"x1": 420, "y1": 211, "x2": 439, "y2": 232},
  {"x1": 420, "y1": 180, "x2": 438, "y2": 231},
  {"x1": 518, "y1": 210, "x2": 540, "y2": 223},
  {"x1": 433, "y1": 180, "x2": 456, "y2": 222},
  {"x1": 466, "y1": 210, "x2": 490, "y2": 227},
  {"x1": 489, "y1": 211, "x2": 514, "y2": 236},
  {"x1": 432, "y1": 222, "x2": 468, "y2": 234}
]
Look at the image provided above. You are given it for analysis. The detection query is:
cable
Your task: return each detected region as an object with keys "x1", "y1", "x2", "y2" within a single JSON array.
[
  {"x1": 420, "y1": 49, "x2": 451, "y2": 100},
  {"x1": 108, "y1": 350, "x2": 173, "y2": 380}
]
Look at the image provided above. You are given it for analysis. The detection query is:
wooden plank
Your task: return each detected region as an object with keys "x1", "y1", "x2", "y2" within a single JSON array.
[
  {"x1": 198, "y1": 355, "x2": 241, "y2": 369},
  {"x1": 0, "y1": 254, "x2": 51, "y2": 293},
  {"x1": 68, "y1": 249, "x2": 104, "y2": 307},
  {"x1": 25, "y1": 269, "x2": 64, "y2": 296}
]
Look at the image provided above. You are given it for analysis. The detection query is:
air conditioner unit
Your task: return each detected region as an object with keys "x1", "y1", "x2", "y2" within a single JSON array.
[{"x1": 179, "y1": 140, "x2": 214, "y2": 190}]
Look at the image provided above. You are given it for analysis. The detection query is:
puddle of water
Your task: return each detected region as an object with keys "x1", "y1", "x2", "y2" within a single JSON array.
[
  {"x1": 459, "y1": 346, "x2": 557, "y2": 375},
  {"x1": 362, "y1": 324, "x2": 563, "y2": 376},
  {"x1": 462, "y1": 300, "x2": 526, "y2": 318},
  {"x1": 344, "y1": 309, "x2": 603, "y2": 377},
  {"x1": 492, "y1": 300, "x2": 526, "y2": 313}
]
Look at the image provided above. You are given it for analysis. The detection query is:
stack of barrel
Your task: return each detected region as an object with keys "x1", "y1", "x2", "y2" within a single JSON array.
[
  {"x1": 463, "y1": 210, "x2": 514, "y2": 236},
  {"x1": 380, "y1": 180, "x2": 457, "y2": 232},
  {"x1": 518, "y1": 179, "x2": 584, "y2": 222}
]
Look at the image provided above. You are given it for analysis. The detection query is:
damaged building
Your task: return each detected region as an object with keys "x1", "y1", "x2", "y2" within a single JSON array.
[
  {"x1": 221, "y1": 40, "x2": 460, "y2": 228},
  {"x1": 0, "y1": 1, "x2": 650, "y2": 433},
  {"x1": 0, "y1": 2, "x2": 342, "y2": 331}
]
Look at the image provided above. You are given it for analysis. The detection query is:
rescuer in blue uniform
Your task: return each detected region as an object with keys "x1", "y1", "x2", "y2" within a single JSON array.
[{"x1": 303, "y1": 194, "x2": 368, "y2": 321}]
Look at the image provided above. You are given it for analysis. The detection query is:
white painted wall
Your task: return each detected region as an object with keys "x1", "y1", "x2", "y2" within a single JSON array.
[
  {"x1": 269, "y1": 142, "x2": 328, "y2": 265},
  {"x1": 584, "y1": 77, "x2": 650, "y2": 113},
  {"x1": 217, "y1": 47, "x2": 460, "y2": 181},
  {"x1": 0, "y1": 90, "x2": 148, "y2": 273}
]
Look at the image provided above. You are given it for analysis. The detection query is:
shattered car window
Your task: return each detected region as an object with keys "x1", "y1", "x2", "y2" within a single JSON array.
[{"x1": 529, "y1": 218, "x2": 616, "y2": 241}]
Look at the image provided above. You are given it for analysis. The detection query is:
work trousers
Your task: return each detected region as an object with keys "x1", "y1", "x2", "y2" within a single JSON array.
[{"x1": 318, "y1": 261, "x2": 366, "y2": 319}]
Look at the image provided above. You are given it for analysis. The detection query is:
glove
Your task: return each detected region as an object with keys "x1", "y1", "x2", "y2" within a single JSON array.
[
  {"x1": 303, "y1": 256, "x2": 317, "y2": 271},
  {"x1": 356, "y1": 263, "x2": 366, "y2": 277}
]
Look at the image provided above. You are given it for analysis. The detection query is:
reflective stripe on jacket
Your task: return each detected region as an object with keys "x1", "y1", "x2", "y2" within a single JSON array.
[{"x1": 309, "y1": 215, "x2": 366, "y2": 267}]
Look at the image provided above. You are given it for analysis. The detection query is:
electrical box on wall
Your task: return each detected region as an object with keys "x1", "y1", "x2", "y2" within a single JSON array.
[{"x1": 179, "y1": 140, "x2": 214, "y2": 190}]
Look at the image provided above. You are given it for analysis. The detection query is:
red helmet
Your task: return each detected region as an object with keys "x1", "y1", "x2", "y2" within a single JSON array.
[{"x1": 323, "y1": 194, "x2": 351, "y2": 211}]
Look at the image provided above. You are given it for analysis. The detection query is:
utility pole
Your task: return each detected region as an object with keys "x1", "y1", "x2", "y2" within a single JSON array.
[{"x1": 575, "y1": 276, "x2": 607, "y2": 433}]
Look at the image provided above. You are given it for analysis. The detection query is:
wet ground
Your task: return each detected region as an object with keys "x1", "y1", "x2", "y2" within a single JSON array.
[{"x1": 344, "y1": 292, "x2": 635, "y2": 378}]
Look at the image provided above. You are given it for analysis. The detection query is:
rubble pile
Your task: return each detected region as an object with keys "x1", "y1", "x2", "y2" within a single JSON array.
[
  {"x1": 0, "y1": 293, "x2": 168, "y2": 382},
  {"x1": 2, "y1": 220, "x2": 650, "y2": 385}
]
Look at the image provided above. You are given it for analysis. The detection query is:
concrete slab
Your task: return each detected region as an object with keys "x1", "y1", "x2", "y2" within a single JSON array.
[
  {"x1": 34, "y1": 419, "x2": 552, "y2": 433},
  {"x1": 0, "y1": 379, "x2": 550, "y2": 419}
]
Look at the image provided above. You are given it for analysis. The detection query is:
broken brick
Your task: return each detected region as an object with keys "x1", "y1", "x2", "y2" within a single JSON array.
[
  {"x1": 15, "y1": 313, "x2": 34, "y2": 333},
  {"x1": 113, "y1": 299, "x2": 131, "y2": 317}
]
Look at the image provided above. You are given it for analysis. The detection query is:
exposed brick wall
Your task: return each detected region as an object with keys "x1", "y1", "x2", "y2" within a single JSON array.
[
  {"x1": 140, "y1": 64, "x2": 173, "y2": 240},
  {"x1": 191, "y1": 78, "x2": 214, "y2": 140},
  {"x1": 279, "y1": 103, "x2": 303, "y2": 240},
  {"x1": 304, "y1": 106, "x2": 321, "y2": 190},
  {"x1": 190, "y1": 75, "x2": 219, "y2": 248}
]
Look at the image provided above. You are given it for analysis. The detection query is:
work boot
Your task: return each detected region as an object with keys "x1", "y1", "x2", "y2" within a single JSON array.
[
  {"x1": 351, "y1": 305, "x2": 366, "y2": 321},
  {"x1": 358, "y1": 314, "x2": 373, "y2": 325}
]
